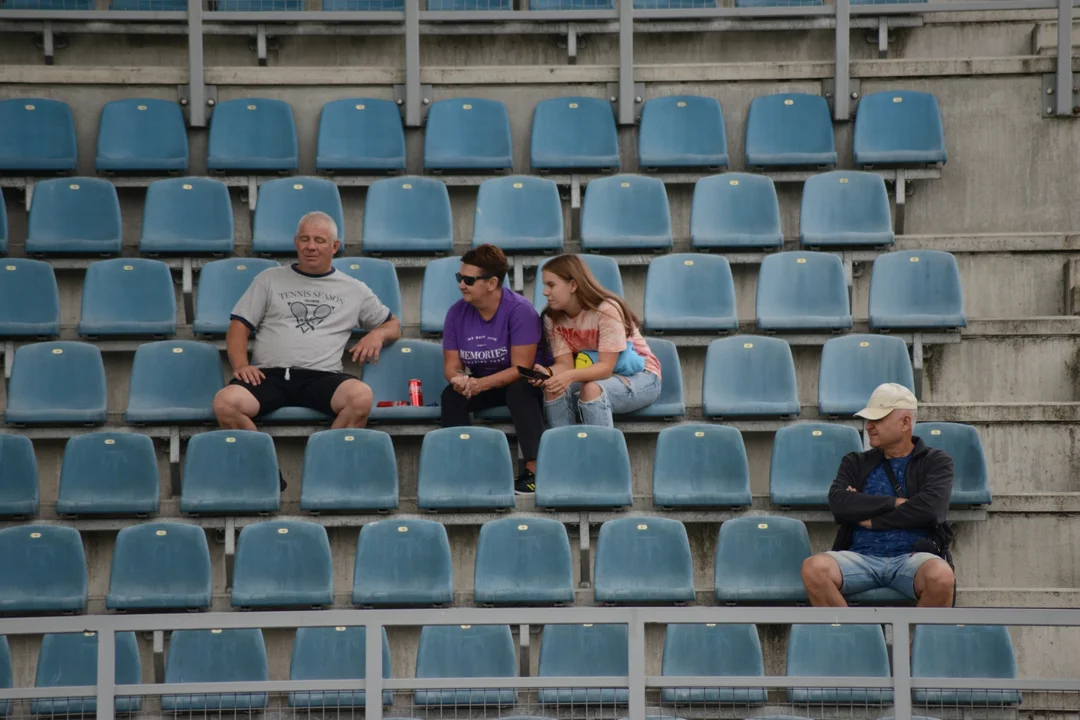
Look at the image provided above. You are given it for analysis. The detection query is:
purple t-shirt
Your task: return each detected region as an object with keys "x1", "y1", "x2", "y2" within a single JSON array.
[{"x1": 443, "y1": 287, "x2": 544, "y2": 377}]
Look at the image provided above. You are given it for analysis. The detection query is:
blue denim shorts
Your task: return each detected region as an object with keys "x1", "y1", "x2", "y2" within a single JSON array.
[{"x1": 826, "y1": 550, "x2": 939, "y2": 600}]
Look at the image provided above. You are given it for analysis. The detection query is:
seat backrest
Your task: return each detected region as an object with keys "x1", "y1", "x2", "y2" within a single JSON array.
[
  {"x1": 533, "y1": 254, "x2": 623, "y2": 311},
  {"x1": 417, "y1": 625, "x2": 517, "y2": 678},
  {"x1": 193, "y1": 258, "x2": 280, "y2": 336},
  {"x1": 424, "y1": 97, "x2": 513, "y2": 171},
  {"x1": 0, "y1": 525, "x2": 87, "y2": 613},
  {"x1": 0, "y1": 637, "x2": 10, "y2": 717},
  {"x1": 638, "y1": 95, "x2": 727, "y2": 169},
  {"x1": 126, "y1": 341, "x2": 223, "y2": 424},
  {"x1": 290, "y1": 626, "x2": 391, "y2": 694},
  {"x1": 5, "y1": 341, "x2": 108, "y2": 425},
  {"x1": 770, "y1": 423, "x2": 865, "y2": 506},
  {"x1": 352, "y1": 519, "x2": 453, "y2": 606},
  {"x1": 179, "y1": 430, "x2": 280, "y2": 514},
  {"x1": 800, "y1": 171, "x2": 893, "y2": 247},
  {"x1": 300, "y1": 428, "x2": 399, "y2": 512},
  {"x1": 207, "y1": 98, "x2": 298, "y2": 172},
  {"x1": 33, "y1": 631, "x2": 141, "y2": 715},
  {"x1": 756, "y1": 251, "x2": 851, "y2": 331},
  {"x1": 316, "y1": 98, "x2": 406, "y2": 172},
  {"x1": 714, "y1": 515, "x2": 810, "y2": 603},
  {"x1": 419, "y1": 256, "x2": 467, "y2": 335},
  {"x1": 363, "y1": 177, "x2": 454, "y2": 254},
  {"x1": 530, "y1": 96, "x2": 619, "y2": 171},
  {"x1": 652, "y1": 424, "x2": 750, "y2": 507},
  {"x1": 473, "y1": 176, "x2": 564, "y2": 253},
  {"x1": 165, "y1": 629, "x2": 269, "y2": 683},
  {"x1": 0, "y1": 98, "x2": 77, "y2": 172},
  {"x1": 691, "y1": 173, "x2": 782, "y2": 249},
  {"x1": 744, "y1": 92, "x2": 836, "y2": 166},
  {"x1": 818, "y1": 334, "x2": 914, "y2": 416},
  {"x1": 869, "y1": 250, "x2": 965, "y2": 329},
  {"x1": 662, "y1": 623, "x2": 764, "y2": 678},
  {"x1": 915, "y1": 422, "x2": 990, "y2": 504},
  {"x1": 644, "y1": 253, "x2": 737, "y2": 332},
  {"x1": 786, "y1": 624, "x2": 890, "y2": 678},
  {"x1": 0, "y1": 259, "x2": 60, "y2": 337},
  {"x1": 332, "y1": 257, "x2": 403, "y2": 322},
  {"x1": 96, "y1": 98, "x2": 188, "y2": 172},
  {"x1": 534, "y1": 425, "x2": 633, "y2": 509},
  {"x1": 79, "y1": 258, "x2": 176, "y2": 337},
  {"x1": 581, "y1": 174, "x2": 672, "y2": 251},
  {"x1": 538, "y1": 623, "x2": 628, "y2": 677},
  {"x1": 474, "y1": 517, "x2": 574, "y2": 605},
  {"x1": 594, "y1": 516, "x2": 694, "y2": 603},
  {"x1": 361, "y1": 340, "x2": 448, "y2": 406},
  {"x1": 0, "y1": 434, "x2": 39, "y2": 517},
  {"x1": 0, "y1": 187, "x2": 7, "y2": 254},
  {"x1": 622, "y1": 336, "x2": 685, "y2": 419},
  {"x1": 107, "y1": 522, "x2": 212, "y2": 611},
  {"x1": 253, "y1": 177, "x2": 345, "y2": 254},
  {"x1": 57, "y1": 432, "x2": 160, "y2": 516},
  {"x1": 702, "y1": 335, "x2": 799, "y2": 417},
  {"x1": 141, "y1": 177, "x2": 234, "y2": 255},
  {"x1": 912, "y1": 624, "x2": 1017, "y2": 679},
  {"x1": 232, "y1": 520, "x2": 333, "y2": 608},
  {"x1": 27, "y1": 178, "x2": 123, "y2": 255},
  {"x1": 854, "y1": 90, "x2": 947, "y2": 166},
  {"x1": 417, "y1": 426, "x2": 515, "y2": 510}
]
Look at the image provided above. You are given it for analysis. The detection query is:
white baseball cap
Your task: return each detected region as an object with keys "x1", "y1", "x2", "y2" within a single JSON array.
[{"x1": 855, "y1": 382, "x2": 917, "y2": 420}]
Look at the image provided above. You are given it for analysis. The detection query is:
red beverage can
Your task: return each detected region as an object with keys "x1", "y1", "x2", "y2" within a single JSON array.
[{"x1": 408, "y1": 379, "x2": 423, "y2": 407}]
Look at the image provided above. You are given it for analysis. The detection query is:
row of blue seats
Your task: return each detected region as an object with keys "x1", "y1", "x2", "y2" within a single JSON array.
[
  {"x1": 0, "y1": 0, "x2": 934, "y2": 11},
  {"x1": 0, "y1": 92, "x2": 944, "y2": 175}
]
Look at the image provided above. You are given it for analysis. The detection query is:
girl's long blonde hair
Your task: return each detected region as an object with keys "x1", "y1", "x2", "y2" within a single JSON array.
[{"x1": 539, "y1": 254, "x2": 641, "y2": 338}]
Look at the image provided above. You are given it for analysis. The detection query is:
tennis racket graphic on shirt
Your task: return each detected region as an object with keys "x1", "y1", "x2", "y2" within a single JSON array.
[{"x1": 290, "y1": 302, "x2": 334, "y2": 333}]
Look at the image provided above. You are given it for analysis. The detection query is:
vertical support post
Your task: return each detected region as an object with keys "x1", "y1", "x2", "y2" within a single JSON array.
[
  {"x1": 617, "y1": 0, "x2": 635, "y2": 126},
  {"x1": 912, "y1": 334, "x2": 924, "y2": 401},
  {"x1": 626, "y1": 614, "x2": 646, "y2": 720},
  {"x1": 877, "y1": 17, "x2": 888, "y2": 59},
  {"x1": 566, "y1": 24, "x2": 578, "y2": 65},
  {"x1": 182, "y1": 258, "x2": 194, "y2": 325},
  {"x1": 1057, "y1": 0, "x2": 1074, "y2": 116},
  {"x1": 247, "y1": 176, "x2": 258, "y2": 213},
  {"x1": 833, "y1": 0, "x2": 851, "y2": 121},
  {"x1": 518, "y1": 624, "x2": 531, "y2": 677},
  {"x1": 570, "y1": 175, "x2": 582, "y2": 244},
  {"x1": 3, "y1": 341, "x2": 13, "y2": 382},
  {"x1": 404, "y1": 0, "x2": 422, "y2": 128},
  {"x1": 891, "y1": 621, "x2": 913, "y2": 720},
  {"x1": 256, "y1": 24, "x2": 268, "y2": 67},
  {"x1": 169, "y1": 428, "x2": 181, "y2": 497},
  {"x1": 224, "y1": 516, "x2": 236, "y2": 589},
  {"x1": 578, "y1": 514, "x2": 591, "y2": 588},
  {"x1": 842, "y1": 252, "x2": 854, "y2": 318},
  {"x1": 894, "y1": 170, "x2": 907, "y2": 236},
  {"x1": 24, "y1": 179, "x2": 34, "y2": 213},
  {"x1": 512, "y1": 257, "x2": 524, "y2": 294},
  {"x1": 42, "y1": 21, "x2": 55, "y2": 65},
  {"x1": 187, "y1": 0, "x2": 207, "y2": 128},
  {"x1": 95, "y1": 629, "x2": 117, "y2": 720},
  {"x1": 364, "y1": 622, "x2": 385, "y2": 720},
  {"x1": 153, "y1": 631, "x2": 166, "y2": 684}
]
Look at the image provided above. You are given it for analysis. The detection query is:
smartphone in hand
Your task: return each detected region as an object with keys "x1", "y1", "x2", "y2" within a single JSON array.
[{"x1": 517, "y1": 366, "x2": 551, "y2": 382}]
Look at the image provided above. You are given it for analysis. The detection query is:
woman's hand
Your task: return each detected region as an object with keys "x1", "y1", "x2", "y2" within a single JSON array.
[
  {"x1": 450, "y1": 374, "x2": 470, "y2": 395},
  {"x1": 527, "y1": 364, "x2": 551, "y2": 388},
  {"x1": 543, "y1": 370, "x2": 574, "y2": 397}
]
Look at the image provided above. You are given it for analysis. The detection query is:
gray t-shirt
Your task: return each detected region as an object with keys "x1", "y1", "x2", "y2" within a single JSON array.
[{"x1": 230, "y1": 265, "x2": 392, "y2": 373}]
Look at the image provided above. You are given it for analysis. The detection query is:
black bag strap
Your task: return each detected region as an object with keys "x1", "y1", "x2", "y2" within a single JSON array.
[{"x1": 880, "y1": 457, "x2": 906, "y2": 499}]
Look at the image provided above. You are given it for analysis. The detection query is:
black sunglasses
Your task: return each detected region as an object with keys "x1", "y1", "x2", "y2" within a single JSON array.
[{"x1": 456, "y1": 272, "x2": 496, "y2": 286}]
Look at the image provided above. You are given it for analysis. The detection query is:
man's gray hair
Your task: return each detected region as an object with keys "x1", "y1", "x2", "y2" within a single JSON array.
[
  {"x1": 296, "y1": 211, "x2": 339, "y2": 242},
  {"x1": 898, "y1": 408, "x2": 917, "y2": 424}
]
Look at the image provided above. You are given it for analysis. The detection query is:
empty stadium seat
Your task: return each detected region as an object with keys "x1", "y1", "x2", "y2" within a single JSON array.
[
  {"x1": 661, "y1": 624, "x2": 767, "y2": 703},
  {"x1": 352, "y1": 519, "x2": 453, "y2": 606},
  {"x1": 56, "y1": 432, "x2": 159, "y2": 516},
  {"x1": 854, "y1": 91, "x2": 947, "y2": 166},
  {"x1": 232, "y1": 520, "x2": 333, "y2": 608},
  {"x1": 0, "y1": 188, "x2": 6, "y2": 255},
  {"x1": 530, "y1": 97, "x2": 619, "y2": 171},
  {"x1": 0, "y1": 525, "x2": 87, "y2": 613},
  {"x1": 424, "y1": 98, "x2": 513, "y2": 171},
  {"x1": 714, "y1": 516, "x2": 810, "y2": 603},
  {"x1": 193, "y1": 258, "x2": 279, "y2": 336},
  {"x1": 0, "y1": 434, "x2": 38, "y2": 517},
  {"x1": 538, "y1": 624, "x2": 628, "y2": 705},
  {"x1": 0, "y1": 637, "x2": 10, "y2": 717},
  {"x1": 644, "y1": 253, "x2": 737, "y2": 332},
  {"x1": 109, "y1": 0, "x2": 188, "y2": 11},
  {"x1": 912, "y1": 625, "x2": 1020, "y2": 705},
  {"x1": 4, "y1": 342, "x2": 107, "y2": 425},
  {"x1": 289, "y1": 627, "x2": 392, "y2": 708},
  {"x1": 869, "y1": 250, "x2": 966, "y2": 329},
  {"x1": 818, "y1": 335, "x2": 914, "y2": 416},
  {"x1": 300, "y1": 429, "x2": 399, "y2": 512},
  {"x1": 415, "y1": 625, "x2": 517, "y2": 706},
  {"x1": 917, "y1": 422, "x2": 992, "y2": 505},
  {"x1": 418, "y1": 426, "x2": 515, "y2": 510},
  {"x1": 786, "y1": 624, "x2": 893, "y2": 703},
  {"x1": 126, "y1": 341, "x2": 222, "y2": 424},
  {"x1": 652, "y1": 424, "x2": 751, "y2": 508},
  {"x1": 594, "y1": 516, "x2": 694, "y2": 604},
  {"x1": 702, "y1": 336, "x2": 799, "y2": 417},
  {"x1": 162, "y1": 629, "x2": 269, "y2": 711},
  {"x1": 180, "y1": 430, "x2": 280, "y2": 514},
  {"x1": 107, "y1": 522, "x2": 212, "y2": 611},
  {"x1": 215, "y1": 0, "x2": 303, "y2": 9},
  {"x1": 530, "y1": 0, "x2": 612, "y2": 7},
  {"x1": 0, "y1": 259, "x2": 60, "y2": 337},
  {"x1": 474, "y1": 176, "x2": 564, "y2": 252},
  {"x1": 474, "y1": 517, "x2": 574, "y2": 605},
  {"x1": 535, "y1": 426, "x2": 632, "y2": 508},
  {"x1": 427, "y1": 0, "x2": 509, "y2": 7},
  {"x1": 621, "y1": 337, "x2": 686, "y2": 419},
  {"x1": 800, "y1": 171, "x2": 894, "y2": 247},
  {"x1": 736, "y1": 0, "x2": 820, "y2": 5},
  {"x1": 638, "y1": 95, "x2": 727, "y2": 169},
  {"x1": 207, "y1": 98, "x2": 298, "y2": 172},
  {"x1": 0, "y1": 99, "x2": 77, "y2": 172},
  {"x1": 581, "y1": 175, "x2": 673, "y2": 251},
  {"x1": 140, "y1": 177, "x2": 234, "y2": 255},
  {"x1": 756, "y1": 252, "x2": 853, "y2": 331},
  {"x1": 691, "y1": 173, "x2": 783, "y2": 249},
  {"x1": 332, "y1": 257, "x2": 403, "y2": 323},
  {"x1": 770, "y1": 423, "x2": 864, "y2": 507},
  {"x1": 25, "y1": 178, "x2": 123, "y2": 255},
  {"x1": 365, "y1": 340, "x2": 447, "y2": 421},
  {"x1": 96, "y1": 99, "x2": 188, "y2": 173},
  {"x1": 316, "y1": 98, "x2": 406, "y2": 172},
  {"x1": 533, "y1": 254, "x2": 623, "y2": 310},
  {"x1": 362, "y1": 177, "x2": 453, "y2": 253},
  {"x1": 745, "y1": 93, "x2": 836, "y2": 167},
  {"x1": 31, "y1": 632, "x2": 141, "y2": 715},
  {"x1": 78, "y1": 258, "x2": 177, "y2": 337},
  {"x1": 253, "y1": 177, "x2": 345, "y2": 254}
]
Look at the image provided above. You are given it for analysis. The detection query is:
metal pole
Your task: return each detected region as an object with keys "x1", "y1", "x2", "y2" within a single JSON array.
[
  {"x1": 626, "y1": 615, "x2": 647, "y2": 720},
  {"x1": 833, "y1": 0, "x2": 850, "y2": 120},
  {"x1": 617, "y1": 0, "x2": 634, "y2": 125},
  {"x1": 1056, "y1": 0, "x2": 1074, "y2": 115},
  {"x1": 891, "y1": 620, "x2": 913, "y2": 720},
  {"x1": 365, "y1": 622, "x2": 385, "y2": 720},
  {"x1": 186, "y1": 0, "x2": 206, "y2": 127},
  {"x1": 95, "y1": 629, "x2": 116, "y2": 720},
  {"x1": 404, "y1": 0, "x2": 422, "y2": 127}
]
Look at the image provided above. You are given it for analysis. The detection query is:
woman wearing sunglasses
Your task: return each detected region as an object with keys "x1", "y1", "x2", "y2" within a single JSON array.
[{"x1": 442, "y1": 244, "x2": 548, "y2": 495}]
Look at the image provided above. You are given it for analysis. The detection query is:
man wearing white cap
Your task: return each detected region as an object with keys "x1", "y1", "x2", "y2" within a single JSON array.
[{"x1": 801, "y1": 383, "x2": 956, "y2": 607}]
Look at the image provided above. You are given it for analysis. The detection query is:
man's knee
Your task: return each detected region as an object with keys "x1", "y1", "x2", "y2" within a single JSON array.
[
  {"x1": 213, "y1": 386, "x2": 256, "y2": 419},
  {"x1": 917, "y1": 559, "x2": 955, "y2": 596},
  {"x1": 802, "y1": 554, "x2": 840, "y2": 587},
  {"x1": 339, "y1": 381, "x2": 373, "y2": 415},
  {"x1": 579, "y1": 381, "x2": 603, "y2": 403}
]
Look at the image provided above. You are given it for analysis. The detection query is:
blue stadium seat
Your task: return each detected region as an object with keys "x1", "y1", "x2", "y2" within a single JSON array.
[
  {"x1": 702, "y1": 336, "x2": 799, "y2": 417},
  {"x1": 415, "y1": 625, "x2": 517, "y2": 706},
  {"x1": 844, "y1": 586, "x2": 912, "y2": 606},
  {"x1": 745, "y1": 93, "x2": 835, "y2": 167},
  {"x1": 107, "y1": 522, "x2": 212, "y2": 611},
  {"x1": 474, "y1": 176, "x2": 564, "y2": 252},
  {"x1": 253, "y1": 177, "x2": 345, "y2": 254},
  {"x1": 474, "y1": 517, "x2": 574, "y2": 605},
  {"x1": 787, "y1": 624, "x2": 893, "y2": 703},
  {"x1": 756, "y1": 252, "x2": 852, "y2": 331},
  {"x1": 661, "y1": 624, "x2": 767, "y2": 704},
  {"x1": 800, "y1": 171, "x2": 894, "y2": 248},
  {"x1": 215, "y1": 0, "x2": 303, "y2": 8},
  {"x1": 56, "y1": 432, "x2": 159, "y2": 516},
  {"x1": 531, "y1": 0, "x2": 611, "y2": 6},
  {"x1": 193, "y1": 258, "x2": 279, "y2": 336},
  {"x1": 300, "y1": 429, "x2": 399, "y2": 512},
  {"x1": 4, "y1": 342, "x2": 107, "y2": 426},
  {"x1": 427, "y1": 0, "x2": 509, "y2": 7},
  {"x1": 621, "y1": 337, "x2": 685, "y2": 419},
  {"x1": 332, "y1": 257, "x2": 403, "y2": 324},
  {"x1": 581, "y1": 175, "x2": 672, "y2": 251},
  {"x1": 207, "y1": 98, "x2": 298, "y2": 172},
  {"x1": 0, "y1": 434, "x2": 38, "y2": 517},
  {"x1": 854, "y1": 91, "x2": 947, "y2": 166},
  {"x1": 365, "y1": 340, "x2": 447, "y2": 421},
  {"x1": 96, "y1": 99, "x2": 188, "y2": 173},
  {"x1": 352, "y1": 519, "x2": 453, "y2": 606},
  {"x1": 25, "y1": 178, "x2": 123, "y2": 255},
  {"x1": 110, "y1": 0, "x2": 188, "y2": 10},
  {"x1": 0, "y1": 637, "x2": 10, "y2": 718},
  {"x1": 362, "y1": 177, "x2": 453, "y2": 253},
  {"x1": 912, "y1": 625, "x2": 1020, "y2": 705},
  {"x1": 0, "y1": 0, "x2": 93, "y2": 9},
  {"x1": 691, "y1": 173, "x2": 783, "y2": 249},
  {"x1": 316, "y1": 99, "x2": 406, "y2": 172},
  {"x1": 535, "y1": 426, "x2": 632, "y2": 509},
  {"x1": 594, "y1": 516, "x2": 694, "y2": 604},
  {"x1": 78, "y1": 258, "x2": 177, "y2": 337},
  {"x1": 140, "y1": 177, "x2": 234, "y2": 255},
  {"x1": 644, "y1": 254, "x2": 737, "y2": 332},
  {"x1": 0, "y1": 525, "x2": 87, "y2": 613},
  {"x1": 0, "y1": 259, "x2": 60, "y2": 337},
  {"x1": 31, "y1": 632, "x2": 141, "y2": 715},
  {"x1": 289, "y1": 627, "x2": 393, "y2": 708},
  {"x1": 424, "y1": 98, "x2": 512, "y2": 171},
  {"x1": 538, "y1": 625, "x2": 629, "y2": 705},
  {"x1": 652, "y1": 424, "x2": 751, "y2": 508},
  {"x1": 232, "y1": 520, "x2": 333, "y2": 608},
  {"x1": 0, "y1": 99, "x2": 77, "y2": 172},
  {"x1": 418, "y1": 426, "x2": 515, "y2": 510},
  {"x1": 714, "y1": 516, "x2": 810, "y2": 604},
  {"x1": 126, "y1": 341, "x2": 223, "y2": 424},
  {"x1": 869, "y1": 250, "x2": 966, "y2": 329},
  {"x1": 736, "y1": 0, "x2": 820, "y2": 5},
  {"x1": 638, "y1": 96, "x2": 727, "y2": 169},
  {"x1": 0, "y1": 188, "x2": 7, "y2": 255},
  {"x1": 257, "y1": 406, "x2": 333, "y2": 423},
  {"x1": 162, "y1": 629, "x2": 269, "y2": 711},
  {"x1": 421, "y1": 256, "x2": 472, "y2": 335},
  {"x1": 916, "y1": 422, "x2": 991, "y2": 506},
  {"x1": 818, "y1": 334, "x2": 914, "y2": 416},
  {"x1": 180, "y1": 430, "x2": 280, "y2": 514},
  {"x1": 770, "y1": 423, "x2": 864, "y2": 507},
  {"x1": 530, "y1": 97, "x2": 619, "y2": 171},
  {"x1": 533, "y1": 254, "x2": 622, "y2": 310}
]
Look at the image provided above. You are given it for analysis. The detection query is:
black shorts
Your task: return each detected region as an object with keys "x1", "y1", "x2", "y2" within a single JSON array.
[{"x1": 229, "y1": 367, "x2": 357, "y2": 417}]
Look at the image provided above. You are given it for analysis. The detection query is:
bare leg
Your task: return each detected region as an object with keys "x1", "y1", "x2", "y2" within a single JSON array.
[
  {"x1": 213, "y1": 386, "x2": 260, "y2": 431},
  {"x1": 801, "y1": 554, "x2": 848, "y2": 607},
  {"x1": 914, "y1": 558, "x2": 955, "y2": 607},
  {"x1": 330, "y1": 379, "x2": 374, "y2": 429}
]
